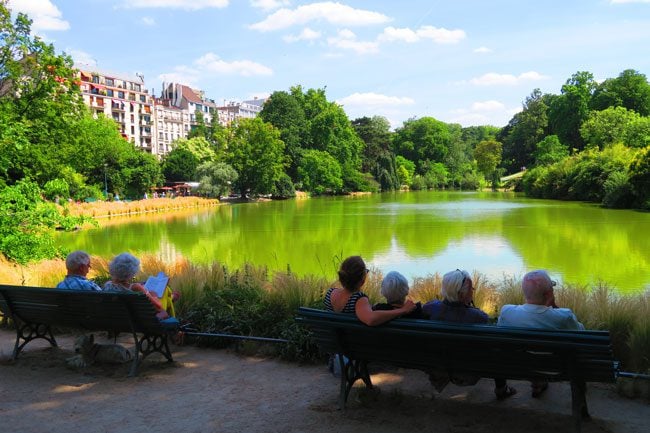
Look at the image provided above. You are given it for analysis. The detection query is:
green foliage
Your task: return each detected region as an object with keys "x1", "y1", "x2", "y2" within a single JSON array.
[
  {"x1": 43, "y1": 178, "x2": 70, "y2": 201},
  {"x1": 523, "y1": 144, "x2": 636, "y2": 205},
  {"x1": 0, "y1": 179, "x2": 90, "y2": 264},
  {"x1": 534, "y1": 135, "x2": 569, "y2": 166},
  {"x1": 473, "y1": 139, "x2": 502, "y2": 189},
  {"x1": 393, "y1": 117, "x2": 451, "y2": 172},
  {"x1": 548, "y1": 71, "x2": 597, "y2": 150},
  {"x1": 395, "y1": 155, "x2": 415, "y2": 187},
  {"x1": 424, "y1": 162, "x2": 448, "y2": 189},
  {"x1": 628, "y1": 145, "x2": 650, "y2": 208},
  {"x1": 163, "y1": 147, "x2": 200, "y2": 182},
  {"x1": 297, "y1": 150, "x2": 343, "y2": 195},
  {"x1": 580, "y1": 106, "x2": 642, "y2": 149},
  {"x1": 272, "y1": 173, "x2": 296, "y2": 199},
  {"x1": 591, "y1": 69, "x2": 650, "y2": 116},
  {"x1": 196, "y1": 161, "x2": 238, "y2": 198},
  {"x1": 499, "y1": 89, "x2": 550, "y2": 172},
  {"x1": 173, "y1": 137, "x2": 216, "y2": 163},
  {"x1": 602, "y1": 171, "x2": 635, "y2": 209},
  {"x1": 227, "y1": 118, "x2": 286, "y2": 196}
]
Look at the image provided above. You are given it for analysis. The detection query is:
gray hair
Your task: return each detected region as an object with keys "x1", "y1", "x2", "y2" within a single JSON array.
[
  {"x1": 108, "y1": 253, "x2": 141, "y2": 282},
  {"x1": 522, "y1": 270, "x2": 556, "y2": 304},
  {"x1": 65, "y1": 250, "x2": 91, "y2": 272},
  {"x1": 441, "y1": 269, "x2": 471, "y2": 302},
  {"x1": 380, "y1": 271, "x2": 410, "y2": 304}
]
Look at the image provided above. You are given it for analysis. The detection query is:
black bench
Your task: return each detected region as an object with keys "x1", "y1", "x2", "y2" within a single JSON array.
[
  {"x1": 0, "y1": 284, "x2": 178, "y2": 376},
  {"x1": 296, "y1": 307, "x2": 618, "y2": 433}
]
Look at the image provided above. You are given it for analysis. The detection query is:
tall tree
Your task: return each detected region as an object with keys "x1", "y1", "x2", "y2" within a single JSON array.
[
  {"x1": 392, "y1": 117, "x2": 452, "y2": 174},
  {"x1": 499, "y1": 89, "x2": 550, "y2": 173},
  {"x1": 548, "y1": 71, "x2": 597, "y2": 150},
  {"x1": 227, "y1": 118, "x2": 286, "y2": 197},
  {"x1": 591, "y1": 69, "x2": 650, "y2": 116},
  {"x1": 162, "y1": 147, "x2": 199, "y2": 182},
  {"x1": 474, "y1": 139, "x2": 502, "y2": 190},
  {"x1": 259, "y1": 90, "x2": 307, "y2": 179}
]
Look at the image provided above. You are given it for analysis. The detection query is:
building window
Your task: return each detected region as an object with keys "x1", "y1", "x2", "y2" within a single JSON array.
[
  {"x1": 140, "y1": 95, "x2": 146, "y2": 102},
  {"x1": 118, "y1": 91, "x2": 125, "y2": 99},
  {"x1": 107, "y1": 89, "x2": 113, "y2": 97},
  {"x1": 105, "y1": 78, "x2": 114, "y2": 86},
  {"x1": 133, "y1": 83, "x2": 141, "y2": 92},
  {"x1": 91, "y1": 75, "x2": 99, "y2": 84}
]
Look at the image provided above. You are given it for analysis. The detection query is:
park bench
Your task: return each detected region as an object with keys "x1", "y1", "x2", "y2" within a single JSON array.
[
  {"x1": 295, "y1": 307, "x2": 619, "y2": 433},
  {"x1": 0, "y1": 284, "x2": 178, "y2": 376}
]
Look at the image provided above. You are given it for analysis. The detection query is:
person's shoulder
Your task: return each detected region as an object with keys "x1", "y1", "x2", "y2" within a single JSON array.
[{"x1": 499, "y1": 304, "x2": 518, "y2": 314}]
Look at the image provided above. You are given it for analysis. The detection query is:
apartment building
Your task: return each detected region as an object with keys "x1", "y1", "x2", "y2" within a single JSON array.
[
  {"x1": 216, "y1": 97, "x2": 265, "y2": 126},
  {"x1": 77, "y1": 67, "x2": 157, "y2": 154},
  {"x1": 161, "y1": 82, "x2": 217, "y2": 128},
  {"x1": 153, "y1": 98, "x2": 190, "y2": 155}
]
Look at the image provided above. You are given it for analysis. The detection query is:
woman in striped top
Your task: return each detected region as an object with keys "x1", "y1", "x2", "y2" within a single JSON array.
[{"x1": 324, "y1": 256, "x2": 415, "y2": 326}]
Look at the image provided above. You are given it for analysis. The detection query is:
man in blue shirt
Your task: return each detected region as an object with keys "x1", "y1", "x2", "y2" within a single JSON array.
[
  {"x1": 56, "y1": 251, "x2": 102, "y2": 291},
  {"x1": 498, "y1": 269, "x2": 584, "y2": 397}
]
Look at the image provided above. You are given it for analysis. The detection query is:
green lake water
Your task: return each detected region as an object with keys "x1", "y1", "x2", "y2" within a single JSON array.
[{"x1": 55, "y1": 191, "x2": 650, "y2": 294}]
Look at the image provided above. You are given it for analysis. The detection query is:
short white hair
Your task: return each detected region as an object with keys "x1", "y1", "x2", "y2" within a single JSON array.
[
  {"x1": 65, "y1": 250, "x2": 91, "y2": 272},
  {"x1": 522, "y1": 270, "x2": 556, "y2": 304},
  {"x1": 380, "y1": 271, "x2": 409, "y2": 304},
  {"x1": 441, "y1": 269, "x2": 471, "y2": 302},
  {"x1": 108, "y1": 253, "x2": 140, "y2": 282}
]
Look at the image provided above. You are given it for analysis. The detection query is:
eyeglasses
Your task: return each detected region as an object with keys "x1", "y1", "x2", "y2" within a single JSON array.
[{"x1": 365, "y1": 268, "x2": 370, "y2": 274}]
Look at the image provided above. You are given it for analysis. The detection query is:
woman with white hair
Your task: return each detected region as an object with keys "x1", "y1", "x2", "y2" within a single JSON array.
[
  {"x1": 373, "y1": 271, "x2": 427, "y2": 319},
  {"x1": 423, "y1": 269, "x2": 516, "y2": 399},
  {"x1": 104, "y1": 253, "x2": 171, "y2": 320}
]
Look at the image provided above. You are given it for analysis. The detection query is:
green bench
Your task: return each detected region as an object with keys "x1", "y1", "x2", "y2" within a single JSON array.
[
  {"x1": 296, "y1": 307, "x2": 618, "y2": 433},
  {"x1": 0, "y1": 284, "x2": 178, "y2": 376}
]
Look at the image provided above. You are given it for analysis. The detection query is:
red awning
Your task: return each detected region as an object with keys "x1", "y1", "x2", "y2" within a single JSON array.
[{"x1": 80, "y1": 71, "x2": 91, "y2": 79}]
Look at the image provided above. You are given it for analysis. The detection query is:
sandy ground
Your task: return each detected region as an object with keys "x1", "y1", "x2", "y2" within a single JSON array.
[{"x1": 1, "y1": 328, "x2": 649, "y2": 433}]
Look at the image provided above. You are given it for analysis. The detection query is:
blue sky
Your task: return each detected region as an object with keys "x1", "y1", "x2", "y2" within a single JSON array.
[{"x1": 9, "y1": 0, "x2": 650, "y2": 128}]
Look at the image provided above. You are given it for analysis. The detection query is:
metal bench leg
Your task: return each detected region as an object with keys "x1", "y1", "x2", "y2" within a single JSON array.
[
  {"x1": 129, "y1": 333, "x2": 174, "y2": 377},
  {"x1": 570, "y1": 379, "x2": 590, "y2": 433},
  {"x1": 12, "y1": 321, "x2": 57, "y2": 359},
  {"x1": 338, "y1": 356, "x2": 374, "y2": 409}
]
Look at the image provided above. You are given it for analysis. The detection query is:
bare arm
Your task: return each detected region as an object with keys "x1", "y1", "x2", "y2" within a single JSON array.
[{"x1": 355, "y1": 297, "x2": 416, "y2": 326}]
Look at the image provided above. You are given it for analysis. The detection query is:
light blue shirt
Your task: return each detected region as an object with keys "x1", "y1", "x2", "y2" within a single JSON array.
[
  {"x1": 497, "y1": 304, "x2": 585, "y2": 330},
  {"x1": 56, "y1": 275, "x2": 102, "y2": 291}
]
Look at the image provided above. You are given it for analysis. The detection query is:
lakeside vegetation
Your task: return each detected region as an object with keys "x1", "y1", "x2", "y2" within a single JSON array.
[{"x1": 1, "y1": 255, "x2": 648, "y2": 374}]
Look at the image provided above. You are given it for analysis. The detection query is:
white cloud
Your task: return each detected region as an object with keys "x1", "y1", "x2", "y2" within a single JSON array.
[
  {"x1": 338, "y1": 92, "x2": 415, "y2": 108},
  {"x1": 159, "y1": 65, "x2": 201, "y2": 87},
  {"x1": 141, "y1": 16, "x2": 156, "y2": 26},
  {"x1": 378, "y1": 26, "x2": 419, "y2": 43},
  {"x1": 449, "y1": 100, "x2": 520, "y2": 126},
  {"x1": 283, "y1": 27, "x2": 321, "y2": 42},
  {"x1": 120, "y1": 0, "x2": 229, "y2": 10},
  {"x1": 378, "y1": 25, "x2": 466, "y2": 44},
  {"x1": 471, "y1": 100, "x2": 506, "y2": 111},
  {"x1": 68, "y1": 49, "x2": 97, "y2": 68},
  {"x1": 250, "y1": 2, "x2": 390, "y2": 32},
  {"x1": 470, "y1": 71, "x2": 549, "y2": 86},
  {"x1": 250, "y1": 0, "x2": 291, "y2": 11},
  {"x1": 8, "y1": 0, "x2": 69, "y2": 32},
  {"x1": 327, "y1": 29, "x2": 378, "y2": 54},
  {"x1": 195, "y1": 52, "x2": 273, "y2": 76},
  {"x1": 474, "y1": 46, "x2": 492, "y2": 54},
  {"x1": 416, "y1": 25, "x2": 466, "y2": 44}
]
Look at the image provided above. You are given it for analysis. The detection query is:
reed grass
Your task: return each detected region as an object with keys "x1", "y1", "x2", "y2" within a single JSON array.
[
  {"x1": 64, "y1": 197, "x2": 219, "y2": 219},
  {"x1": 2, "y1": 256, "x2": 650, "y2": 371}
]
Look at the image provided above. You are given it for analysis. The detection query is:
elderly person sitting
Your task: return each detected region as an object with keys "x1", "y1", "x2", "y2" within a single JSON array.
[
  {"x1": 423, "y1": 269, "x2": 516, "y2": 399},
  {"x1": 104, "y1": 253, "x2": 173, "y2": 321},
  {"x1": 373, "y1": 271, "x2": 428, "y2": 319},
  {"x1": 56, "y1": 250, "x2": 102, "y2": 291},
  {"x1": 498, "y1": 269, "x2": 584, "y2": 397},
  {"x1": 422, "y1": 269, "x2": 488, "y2": 323}
]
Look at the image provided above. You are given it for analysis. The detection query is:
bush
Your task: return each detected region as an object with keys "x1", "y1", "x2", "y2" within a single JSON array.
[
  {"x1": 43, "y1": 178, "x2": 70, "y2": 201},
  {"x1": 602, "y1": 171, "x2": 635, "y2": 208}
]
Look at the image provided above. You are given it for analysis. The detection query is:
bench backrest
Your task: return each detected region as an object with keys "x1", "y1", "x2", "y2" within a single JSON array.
[
  {"x1": 296, "y1": 307, "x2": 617, "y2": 383},
  {"x1": 0, "y1": 285, "x2": 164, "y2": 334}
]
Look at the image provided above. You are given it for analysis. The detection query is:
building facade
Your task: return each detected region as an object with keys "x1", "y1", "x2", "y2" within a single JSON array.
[{"x1": 78, "y1": 68, "x2": 157, "y2": 154}]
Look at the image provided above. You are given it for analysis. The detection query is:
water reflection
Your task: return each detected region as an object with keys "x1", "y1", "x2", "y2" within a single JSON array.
[{"x1": 55, "y1": 191, "x2": 650, "y2": 293}]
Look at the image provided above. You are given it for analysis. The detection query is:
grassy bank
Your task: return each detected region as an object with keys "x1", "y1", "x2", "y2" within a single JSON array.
[
  {"x1": 1, "y1": 256, "x2": 648, "y2": 373},
  {"x1": 62, "y1": 197, "x2": 220, "y2": 219}
]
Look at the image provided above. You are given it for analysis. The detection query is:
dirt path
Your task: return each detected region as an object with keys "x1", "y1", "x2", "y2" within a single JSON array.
[{"x1": 1, "y1": 329, "x2": 648, "y2": 433}]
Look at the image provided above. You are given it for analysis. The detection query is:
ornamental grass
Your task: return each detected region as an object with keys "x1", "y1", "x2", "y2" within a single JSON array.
[{"x1": 1, "y1": 256, "x2": 649, "y2": 372}]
